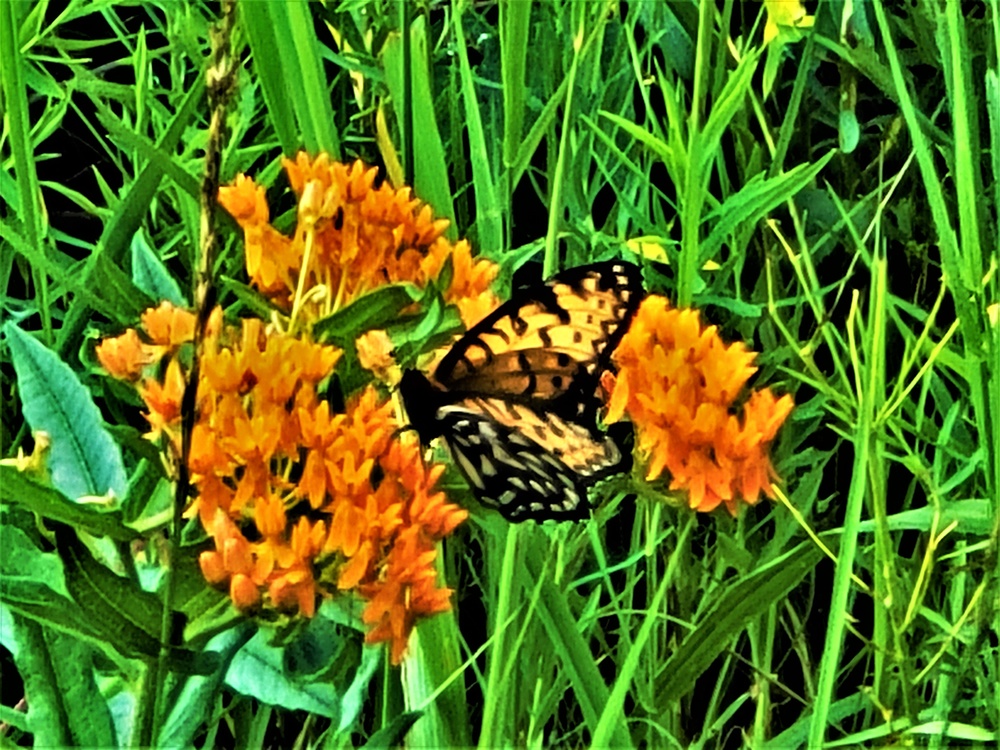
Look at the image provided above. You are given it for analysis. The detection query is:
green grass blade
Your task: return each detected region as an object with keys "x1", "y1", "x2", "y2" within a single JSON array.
[{"x1": 452, "y1": 0, "x2": 502, "y2": 255}]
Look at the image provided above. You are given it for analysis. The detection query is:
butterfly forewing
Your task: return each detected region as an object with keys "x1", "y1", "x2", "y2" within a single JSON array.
[{"x1": 434, "y1": 262, "x2": 642, "y2": 401}]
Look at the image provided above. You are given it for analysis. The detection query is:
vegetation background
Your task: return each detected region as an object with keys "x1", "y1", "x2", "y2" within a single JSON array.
[{"x1": 1, "y1": 0, "x2": 997, "y2": 748}]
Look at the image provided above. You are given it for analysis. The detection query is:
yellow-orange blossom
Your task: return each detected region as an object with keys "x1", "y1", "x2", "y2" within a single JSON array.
[
  {"x1": 604, "y1": 296, "x2": 793, "y2": 515},
  {"x1": 97, "y1": 154, "x2": 496, "y2": 664}
]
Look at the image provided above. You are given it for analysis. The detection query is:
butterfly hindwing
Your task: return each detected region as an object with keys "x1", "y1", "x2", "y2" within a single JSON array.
[
  {"x1": 437, "y1": 400, "x2": 621, "y2": 521},
  {"x1": 399, "y1": 261, "x2": 643, "y2": 522}
]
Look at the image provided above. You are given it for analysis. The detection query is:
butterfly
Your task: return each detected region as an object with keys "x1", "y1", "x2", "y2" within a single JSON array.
[{"x1": 399, "y1": 261, "x2": 644, "y2": 521}]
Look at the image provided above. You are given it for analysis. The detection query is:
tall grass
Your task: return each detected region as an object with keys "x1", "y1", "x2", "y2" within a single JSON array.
[{"x1": 1, "y1": 1, "x2": 997, "y2": 747}]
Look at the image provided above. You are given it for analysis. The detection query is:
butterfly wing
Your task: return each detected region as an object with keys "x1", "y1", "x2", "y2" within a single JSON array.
[
  {"x1": 399, "y1": 261, "x2": 643, "y2": 522},
  {"x1": 433, "y1": 261, "x2": 643, "y2": 415},
  {"x1": 434, "y1": 398, "x2": 622, "y2": 521}
]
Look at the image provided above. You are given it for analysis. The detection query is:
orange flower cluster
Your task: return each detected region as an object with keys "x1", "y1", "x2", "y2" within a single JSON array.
[
  {"x1": 97, "y1": 302, "x2": 467, "y2": 664},
  {"x1": 217, "y1": 154, "x2": 499, "y2": 328},
  {"x1": 605, "y1": 296, "x2": 793, "y2": 515}
]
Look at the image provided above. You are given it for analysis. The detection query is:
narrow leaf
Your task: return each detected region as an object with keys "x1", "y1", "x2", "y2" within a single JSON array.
[
  {"x1": 0, "y1": 466, "x2": 137, "y2": 541},
  {"x1": 314, "y1": 283, "x2": 420, "y2": 345},
  {"x1": 131, "y1": 230, "x2": 186, "y2": 305},
  {"x1": 657, "y1": 540, "x2": 824, "y2": 703}
]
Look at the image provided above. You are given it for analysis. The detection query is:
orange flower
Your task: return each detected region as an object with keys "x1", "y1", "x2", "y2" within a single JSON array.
[
  {"x1": 217, "y1": 154, "x2": 499, "y2": 326},
  {"x1": 606, "y1": 296, "x2": 793, "y2": 515},
  {"x1": 100, "y1": 154, "x2": 479, "y2": 666},
  {"x1": 361, "y1": 526, "x2": 454, "y2": 665},
  {"x1": 356, "y1": 329, "x2": 397, "y2": 382},
  {"x1": 141, "y1": 302, "x2": 197, "y2": 347},
  {"x1": 183, "y1": 329, "x2": 464, "y2": 662},
  {"x1": 139, "y1": 358, "x2": 186, "y2": 440},
  {"x1": 96, "y1": 328, "x2": 153, "y2": 381}
]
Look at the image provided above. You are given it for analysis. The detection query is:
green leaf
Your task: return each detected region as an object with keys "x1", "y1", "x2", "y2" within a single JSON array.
[
  {"x1": 524, "y1": 544, "x2": 632, "y2": 748},
  {"x1": 362, "y1": 711, "x2": 424, "y2": 749},
  {"x1": 387, "y1": 295, "x2": 463, "y2": 369},
  {"x1": 242, "y1": 2, "x2": 300, "y2": 155},
  {"x1": 244, "y1": 0, "x2": 340, "y2": 156},
  {"x1": 55, "y1": 76, "x2": 204, "y2": 356},
  {"x1": 157, "y1": 626, "x2": 256, "y2": 749},
  {"x1": 338, "y1": 641, "x2": 382, "y2": 733},
  {"x1": 5, "y1": 324, "x2": 127, "y2": 501},
  {"x1": 225, "y1": 628, "x2": 342, "y2": 718},
  {"x1": 696, "y1": 48, "x2": 761, "y2": 178},
  {"x1": 90, "y1": 250, "x2": 155, "y2": 321},
  {"x1": 181, "y1": 590, "x2": 244, "y2": 651},
  {"x1": 600, "y1": 110, "x2": 674, "y2": 165},
  {"x1": 700, "y1": 150, "x2": 836, "y2": 261},
  {"x1": 0, "y1": 466, "x2": 137, "y2": 541},
  {"x1": 0, "y1": 517, "x2": 149, "y2": 663},
  {"x1": 853, "y1": 499, "x2": 993, "y2": 535},
  {"x1": 54, "y1": 525, "x2": 163, "y2": 658},
  {"x1": 838, "y1": 109, "x2": 860, "y2": 153},
  {"x1": 0, "y1": 702, "x2": 30, "y2": 733},
  {"x1": 764, "y1": 692, "x2": 869, "y2": 750},
  {"x1": 121, "y1": 470, "x2": 173, "y2": 534},
  {"x1": 313, "y1": 283, "x2": 421, "y2": 345},
  {"x1": 131, "y1": 229, "x2": 187, "y2": 306},
  {"x1": 42, "y1": 626, "x2": 119, "y2": 746},
  {"x1": 219, "y1": 276, "x2": 284, "y2": 320},
  {"x1": 382, "y1": 16, "x2": 456, "y2": 236},
  {"x1": 453, "y1": 2, "x2": 502, "y2": 255},
  {"x1": 656, "y1": 539, "x2": 825, "y2": 703},
  {"x1": 0, "y1": 521, "x2": 72, "y2": 602},
  {"x1": 6, "y1": 613, "x2": 118, "y2": 747}
]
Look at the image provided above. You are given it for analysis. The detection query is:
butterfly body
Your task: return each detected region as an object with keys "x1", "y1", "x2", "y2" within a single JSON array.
[{"x1": 400, "y1": 261, "x2": 643, "y2": 521}]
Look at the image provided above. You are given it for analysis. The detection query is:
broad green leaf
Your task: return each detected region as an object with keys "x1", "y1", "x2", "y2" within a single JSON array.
[
  {"x1": 226, "y1": 627, "x2": 343, "y2": 719},
  {"x1": 5, "y1": 324, "x2": 127, "y2": 501},
  {"x1": 0, "y1": 521, "x2": 72, "y2": 602},
  {"x1": 0, "y1": 518, "x2": 149, "y2": 664},
  {"x1": 41, "y1": 626, "x2": 119, "y2": 746},
  {"x1": 7, "y1": 613, "x2": 117, "y2": 748},
  {"x1": 131, "y1": 230, "x2": 186, "y2": 306},
  {"x1": 54, "y1": 526, "x2": 163, "y2": 657}
]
